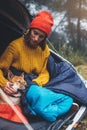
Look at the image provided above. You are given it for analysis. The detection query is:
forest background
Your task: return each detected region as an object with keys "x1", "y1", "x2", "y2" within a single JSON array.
[{"x1": 19, "y1": 0, "x2": 87, "y2": 66}]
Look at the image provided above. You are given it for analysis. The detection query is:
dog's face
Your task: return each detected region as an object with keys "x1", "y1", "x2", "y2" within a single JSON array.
[
  {"x1": 0, "y1": 70, "x2": 27, "y2": 104},
  {"x1": 8, "y1": 70, "x2": 27, "y2": 91},
  {"x1": 11, "y1": 75, "x2": 27, "y2": 90}
]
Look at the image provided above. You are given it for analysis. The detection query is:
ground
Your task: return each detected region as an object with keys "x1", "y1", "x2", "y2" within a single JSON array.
[{"x1": 76, "y1": 65, "x2": 87, "y2": 80}]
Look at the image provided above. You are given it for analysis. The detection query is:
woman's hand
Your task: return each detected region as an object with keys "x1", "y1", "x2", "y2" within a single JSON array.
[{"x1": 4, "y1": 82, "x2": 17, "y2": 95}]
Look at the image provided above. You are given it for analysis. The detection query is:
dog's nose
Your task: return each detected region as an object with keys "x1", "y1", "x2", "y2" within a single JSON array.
[
  {"x1": 24, "y1": 81, "x2": 27, "y2": 86},
  {"x1": 22, "y1": 86, "x2": 25, "y2": 90}
]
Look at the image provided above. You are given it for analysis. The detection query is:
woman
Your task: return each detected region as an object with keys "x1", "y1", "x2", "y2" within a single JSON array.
[{"x1": 0, "y1": 10, "x2": 73, "y2": 122}]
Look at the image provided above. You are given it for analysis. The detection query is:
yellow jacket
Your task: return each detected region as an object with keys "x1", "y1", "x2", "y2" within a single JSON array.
[{"x1": 0, "y1": 36, "x2": 50, "y2": 88}]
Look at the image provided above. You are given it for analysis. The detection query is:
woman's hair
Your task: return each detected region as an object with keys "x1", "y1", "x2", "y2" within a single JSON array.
[{"x1": 24, "y1": 29, "x2": 47, "y2": 51}]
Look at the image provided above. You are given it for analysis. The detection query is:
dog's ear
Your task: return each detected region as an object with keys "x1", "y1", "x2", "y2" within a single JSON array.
[
  {"x1": 21, "y1": 72, "x2": 24, "y2": 78},
  {"x1": 8, "y1": 70, "x2": 14, "y2": 81}
]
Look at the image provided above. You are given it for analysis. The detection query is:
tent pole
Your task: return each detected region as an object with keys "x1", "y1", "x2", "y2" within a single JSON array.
[{"x1": 0, "y1": 88, "x2": 33, "y2": 130}]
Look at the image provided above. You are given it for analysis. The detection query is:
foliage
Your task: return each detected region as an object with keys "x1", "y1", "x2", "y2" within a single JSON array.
[
  {"x1": 19, "y1": 0, "x2": 87, "y2": 56},
  {"x1": 76, "y1": 65, "x2": 87, "y2": 79},
  {"x1": 49, "y1": 43, "x2": 87, "y2": 66},
  {"x1": 58, "y1": 44, "x2": 87, "y2": 66}
]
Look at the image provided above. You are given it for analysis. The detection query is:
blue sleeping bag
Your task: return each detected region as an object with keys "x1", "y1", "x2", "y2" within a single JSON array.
[{"x1": 26, "y1": 84, "x2": 73, "y2": 122}]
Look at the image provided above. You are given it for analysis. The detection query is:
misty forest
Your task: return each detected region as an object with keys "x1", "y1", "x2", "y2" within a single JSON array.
[{"x1": 19, "y1": 0, "x2": 87, "y2": 66}]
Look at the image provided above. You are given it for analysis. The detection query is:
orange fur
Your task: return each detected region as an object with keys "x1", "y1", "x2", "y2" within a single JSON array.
[
  {"x1": 8, "y1": 70, "x2": 27, "y2": 88},
  {"x1": 0, "y1": 70, "x2": 27, "y2": 104}
]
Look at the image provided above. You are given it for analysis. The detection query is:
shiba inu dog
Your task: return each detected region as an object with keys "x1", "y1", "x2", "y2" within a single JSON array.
[{"x1": 0, "y1": 70, "x2": 27, "y2": 104}]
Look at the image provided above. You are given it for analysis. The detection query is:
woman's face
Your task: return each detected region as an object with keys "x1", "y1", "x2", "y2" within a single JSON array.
[{"x1": 26, "y1": 29, "x2": 46, "y2": 49}]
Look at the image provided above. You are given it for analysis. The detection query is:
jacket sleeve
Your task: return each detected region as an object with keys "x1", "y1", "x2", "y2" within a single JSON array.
[
  {"x1": 32, "y1": 45, "x2": 50, "y2": 86},
  {"x1": 0, "y1": 42, "x2": 18, "y2": 88}
]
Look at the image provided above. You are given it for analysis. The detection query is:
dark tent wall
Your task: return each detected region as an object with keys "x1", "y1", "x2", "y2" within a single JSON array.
[{"x1": 0, "y1": 0, "x2": 32, "y2": 55}]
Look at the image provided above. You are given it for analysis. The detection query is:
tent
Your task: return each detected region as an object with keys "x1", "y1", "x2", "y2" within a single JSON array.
[
  {"x1": 0, "y1": 0, "x2": 87, "y2": 130},
  {"x1": 0, "y1": 0, "x2": 31, "y2": 55}
]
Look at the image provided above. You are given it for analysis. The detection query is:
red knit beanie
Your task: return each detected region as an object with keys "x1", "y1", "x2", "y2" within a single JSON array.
[{"x1": 30, "y1": 11, "x2": 54, "y2": 35}]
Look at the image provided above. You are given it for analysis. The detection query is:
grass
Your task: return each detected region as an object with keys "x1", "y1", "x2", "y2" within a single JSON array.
[{"x1": 75, "y1": 65, "x2": 87, "y2": 80}]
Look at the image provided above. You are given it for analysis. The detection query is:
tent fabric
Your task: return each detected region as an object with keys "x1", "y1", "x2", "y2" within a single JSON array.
[
  {"x1": 0, "y1": 0, "x2": 31, "y2": 32},
  {"x1": 0, "y1": 117, "x2": 51, "y2": 130},
  {"x1": 0, "y1": 118, "x2": 28, "y2": 130},
  {"x1": 0, "y1": 0, "x2": 32, "y2": 55}
]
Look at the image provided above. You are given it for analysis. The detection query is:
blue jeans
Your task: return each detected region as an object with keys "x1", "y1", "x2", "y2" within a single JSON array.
[{"x1": 26, "y1": 85, "x2": 73, "y2": 122}]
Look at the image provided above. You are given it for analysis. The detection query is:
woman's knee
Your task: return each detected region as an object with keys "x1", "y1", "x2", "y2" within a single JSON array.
[{"x1": 57, "y1": 96, "x2": 73, "y2": 114}]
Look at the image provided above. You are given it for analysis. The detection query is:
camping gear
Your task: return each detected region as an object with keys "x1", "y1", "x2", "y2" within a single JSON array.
[
  {"x1": 0, "y1": 0, "x2": 87, "y2": 129},
  {"x1": 0, "y1": 88, "x2": 33, "y2": 130}
]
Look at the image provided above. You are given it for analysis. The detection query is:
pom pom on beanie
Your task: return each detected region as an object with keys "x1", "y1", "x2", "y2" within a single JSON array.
[{"x1": 30, "y1": 11, "x2": 54, "y2": 35}]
